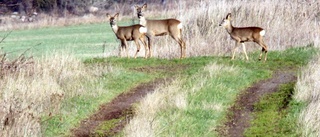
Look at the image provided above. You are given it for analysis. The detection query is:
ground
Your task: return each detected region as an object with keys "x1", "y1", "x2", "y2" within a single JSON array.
[
  {"x1": 72, "y1": 66, "x2": 297, "y2": 137},
  {"x1": 72, "y1": 77, "x2": 174, "y2": 137},
  {"x1": 221, "y1": 71, "x2": 296, "y2": 137}
]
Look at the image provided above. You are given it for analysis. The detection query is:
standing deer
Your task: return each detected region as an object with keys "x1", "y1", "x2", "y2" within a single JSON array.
[
  {"x1": 135, "y1": 4, "x2": 186, "y2": 59},
  {"x1": 107, "y1": 13, "x2": 150, "y2": 58},
  {"x1": 219, "y1": 13, "x2": 268, "y2": 61}
]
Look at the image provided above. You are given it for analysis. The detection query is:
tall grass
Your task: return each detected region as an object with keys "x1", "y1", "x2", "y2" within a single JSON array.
[
  {"x1": 0, "y1": 14, "x2": 105, "y2": 31},
  {"x1": 0, "y1": 0, "x2": 318, "y2": 136},
  {"x1": 294, "y1": 53, "x2": 320, "y2": 137},
  {"x1": 143, "y1": 0, "x2": 319, "y2": 58},
  {"x1": 1, "y1": 1, "x2": 318, "y2": 59},
  {"x1": 0, "y1": 52, "x2": 109, "y2": 137}
]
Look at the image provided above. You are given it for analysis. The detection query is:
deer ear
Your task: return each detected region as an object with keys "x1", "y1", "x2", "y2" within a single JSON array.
[
  {"x1": 142, "y1": 3, "x2": 147, "y2": 9},
  {"x1": 114, "y1": 13, "x2": 119, "y2": 18},
  {"x1": 226, "y1": 13, "x2": 231, "y2": 20},
  {"x1": 134, "y1": 5, "x2": 139, "y2": 9},
  {"x1": 106, "y1": 13, "x2": 111, "y2": 19}
]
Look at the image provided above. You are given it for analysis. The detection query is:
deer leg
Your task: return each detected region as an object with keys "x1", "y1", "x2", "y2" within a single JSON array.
[
  {"x1": 147, "y1": 35, "x2": 153, "y2": 58},
  {"x1": 177, "y1": 38, "x2": 186, "y2": 59},
  {"x1": 264, "y1": 49, "x2": 268, "y2": 61},
  {"x1": 140, "y1": 36, "x2": 148, "y2": 59},
  {"x1": 145, "y1": 36, "x2": 151, "y2": 58},
  {"x1": 171, "y1": 35, "x2": 186, "y2": 59},
  {"x1": 241, "y1": 43, "x2": 249, "y2": 60},
  {"x1": 262, "y1": 41, "x2": 268, "y2": 61},
  {"x1": 259, "y1": 48, "x2": 264, "y2": 61},
  {"x1": 180, "y1": 31, "x2": 186, "y2": 58},
  {"x1": 257, "y1": 40, "x2": 268, "y2": 61},
  {"x1": 259, "y1": 48, "x2": 268, "y2": 61},
  {"x1": 232, "y1": 41, "x2": 240, "y2": 60},
  {"x1": 261, "y1": 46, "x2": 268, "y2": 61},
  {"x1": 169, "y1": 26, "x2": 186, "y2": 59},
  {"x1": 134, "y1": 39, "x2": 141, "y2": 59},
  {"x1": 123, "y1": 40, "x2": 129, "y2": 58},
  {"x1": 119, "y1": 44, "x2": 122, "y2": 57},
  {"x1": 180, "y1": 38, "x2": 186, "y2": 58},
  {"x1": 261, "y1": 48, "x2": 268, "y2": 61},
  {"x1": 120, "y1": 41, "x2": 125, "y2": 57}
]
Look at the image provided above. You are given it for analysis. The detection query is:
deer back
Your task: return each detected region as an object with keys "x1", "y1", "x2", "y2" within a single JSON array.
[
  {"x1": 144, "y1": 19, "x2": 181, "y2": 36},
  {"x1": 231, "y1": 27, "x2": 264, "y2": 42},
  {"x1": 116, "y1": 25, "x2": 146, "y2": 40}
]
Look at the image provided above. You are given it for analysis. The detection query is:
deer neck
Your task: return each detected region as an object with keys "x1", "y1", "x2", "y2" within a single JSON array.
[
  {"x1": 139, "y1": 16, "x2": 147, "y2": 27},
  {"x1": 225, "y1": 23, "x2": 234, "y2": 34},
  {"x1": 111, "y1": 24, "x2": 119, "y2": 34}
]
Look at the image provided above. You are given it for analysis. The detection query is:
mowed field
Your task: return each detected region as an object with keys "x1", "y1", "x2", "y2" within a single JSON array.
[
  {"x1": 0, "y1": 0, "x2": 320, "y2": 137},
  {"x1": 0, "y1": 22, "x2": 124, "y2": 58}
]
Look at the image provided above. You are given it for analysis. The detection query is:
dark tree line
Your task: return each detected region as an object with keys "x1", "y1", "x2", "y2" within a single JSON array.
[
  {"x1": 0, "y1": 0, "x2": 164, "y2": 16},
  {"x1": 0, "y1": 0, "x2": 93, "y2": 16}
]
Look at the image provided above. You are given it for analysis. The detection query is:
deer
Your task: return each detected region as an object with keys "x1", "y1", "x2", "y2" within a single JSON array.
[
  {"x1": 219, "y1": 13, "x2": 268, "y2": 61},
  {"x1": 135, "y1": 4, "x2": 186, "y2": 59},
  {"x1": 107, "y1": 13, "x2": 150, "y2": 58}
]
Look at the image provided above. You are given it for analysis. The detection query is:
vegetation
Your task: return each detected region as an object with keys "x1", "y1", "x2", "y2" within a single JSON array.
[
  {"x1": 0, "y1": 23, "x2": 114, "y2": 58},
  {"x1": 0, "y1": 0, "x2": 319, "y2": 137},
  {"x1": 0, "y1": 0, "x2": 164, "y2": 16},
  {"x1": 123, "y1": 47, "x2": 317, "y2": 137},
  {"x1": 245, "y1": 83, "x2": 303, "y2": 136},
  {"x1": 294, "y1": 54, "x2": 320, "y2": 137}
]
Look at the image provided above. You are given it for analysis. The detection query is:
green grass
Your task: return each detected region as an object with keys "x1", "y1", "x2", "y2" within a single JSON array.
[
  {"x1": 42, "y1": 66, "x2": 156, "y2": 136},
  {"x1": 152, "y1": 60, "x2": 271, "y2": 137},
  {"x1": 0, "y1": 21, "x2": 134, "y2": 59},
  {"x1": 244, "y1": 83, "x2": 304, "y2": 136},
  {"x1": 130, "y1": 47, "x2": 316, "y2": 137},
  {"x1": 27, "y1": 45, "x2": 317, "y2": 136},
  {"x1": 77, "y1": 47, "x2": 313, "y2": 137},
  {"x1": 3, "y1": 22, "x2": 317, "y2": 136},
  {"x1": 42, "y1": 56, "x2": 215, "y2": 136}
]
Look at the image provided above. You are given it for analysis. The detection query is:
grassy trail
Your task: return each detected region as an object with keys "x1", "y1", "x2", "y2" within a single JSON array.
[{"x1": 68, "y1": 47, "x2": 317, "y2": 137}]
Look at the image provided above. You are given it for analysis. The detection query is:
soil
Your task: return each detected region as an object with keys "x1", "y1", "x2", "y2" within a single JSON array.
[
  {"x1": 220, "y1": 71, "x2": 297, "y2": 137},
  {"x1": 72, "y1": 64, "x2": 297, "y2": 137},
  {"x1": 72, "y1": 77, "x2": 174, "y2": 137},
  {"x1": 72, "y1": 64, "x2": 187, "y2": 137}
]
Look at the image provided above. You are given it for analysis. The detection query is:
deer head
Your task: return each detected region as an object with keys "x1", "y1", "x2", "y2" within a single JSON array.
[
  {"x1": 219, "y1": 13, "x2": 232, "y2": 28},
  {"x1": 135, "y1": 4, "x2": 147, "y2": 19},
  {"x1": 106, "y1": 13, "x2": 119, "y2": 27}
]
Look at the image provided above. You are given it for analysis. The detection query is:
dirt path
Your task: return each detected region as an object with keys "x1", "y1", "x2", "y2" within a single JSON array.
[
  {"x1": 72, "y1": 77, "x2": 173, "y2": 137},
  {"x1": 72, "y1": 64, "x2": 297, "y2": 137},
  {"x1": 221, "y1": 71, "x2": 297, "y2": 137}
]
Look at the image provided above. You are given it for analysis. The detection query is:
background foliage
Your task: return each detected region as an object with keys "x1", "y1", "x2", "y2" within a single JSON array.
[{"x1": 0, "y1": 0, "x2": 163, "y2": 16}]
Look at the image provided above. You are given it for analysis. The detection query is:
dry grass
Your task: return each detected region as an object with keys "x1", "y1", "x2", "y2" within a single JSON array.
[
  {"x1": 123, "y1": 79, "x2": 185, "y2": 137},
  {"x1": 0, "y1": 0, "x2": 319, "y2": 136},
  {"x1": 141, "y1": 0, "x2": 320, "y2": 59},
  {"x1": 0, "y1": 13, "x2": 105, "y2": 31},
  {"x1": 0, "y1": 52, "x2": 109, "y2": 137},
  {"x1": 294, "y1": 53, "x2": 320, "y2": 137},
  {"x1": 123, "y1": 63, "x2": 237, "y2": 136},
  {"x1": 124, "y1": 0, "x2": 320, "y2": 136},
  {"x1": 103, "y1": 0, "x2": 319, "y2": 59},
  {"x1": 1, "y1": 1, "x2": 318, "y2": 59}
]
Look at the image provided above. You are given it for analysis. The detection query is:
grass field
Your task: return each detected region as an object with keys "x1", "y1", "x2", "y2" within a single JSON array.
[
  {"x1": 39, "y1": 47, "x2": 316, "y2": 136},
  {"x1": 0, "y1": 21, "x2": 135, "y2": 59},
  {"x1": 0, "y1": 0, "x2": 319, "y2": 136},
  {"x1": 122, "y1": 47, "x2": 317, "y2": 137}
]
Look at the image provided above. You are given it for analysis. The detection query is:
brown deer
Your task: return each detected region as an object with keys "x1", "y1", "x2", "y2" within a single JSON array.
[
  {"x1": 219, "y1": 13, "x2": 268, "y2": 61},
  {"x1": 135, "y1": 4, "x2": 186, "y2": 59},
  {"x1": 107, "y1": 13, "x2": 150, "y2": 58}
]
